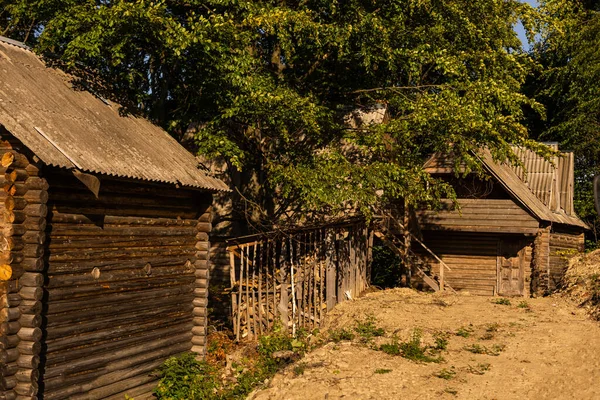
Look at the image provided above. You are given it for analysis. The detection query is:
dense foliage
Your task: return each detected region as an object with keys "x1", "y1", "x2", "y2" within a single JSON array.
[
  {"x1": 0, "y1": 0, "x2": 543, "y2": 228},
  {"x1": 529, "y1": 0, "x2": 600, "y2": 244}
]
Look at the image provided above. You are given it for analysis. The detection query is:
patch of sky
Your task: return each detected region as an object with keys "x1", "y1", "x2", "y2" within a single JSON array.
[{"x1": 515, "y1": 0, "x2": 539, "y2": 51}]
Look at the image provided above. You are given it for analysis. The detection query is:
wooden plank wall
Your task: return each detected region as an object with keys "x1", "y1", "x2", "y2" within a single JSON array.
[
  {"x1": 39, "y1": 171, "x2": 212, "y2": 400},
  {"x1": 417, "y1": 199, "x2": 539, "y2": 234},
  {"x1": 0, "y1": 137, "x2": 49, "y2": 400},
  {"x1": 229, "y1": 223, "x2": 370, "y2": 340},
  {"x1": 415, "y1": 233, "x2": 500, "y2": 296},
  {"x1": 548, "y1": 231, "x2": 585, "y2": 292}
]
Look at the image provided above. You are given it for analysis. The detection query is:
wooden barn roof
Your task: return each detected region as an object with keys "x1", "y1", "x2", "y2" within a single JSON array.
[
  {"x1": 0, "y1": 37, "x2": 229, "y2": 192},
  {"x1": 424, "y1": 148, "x2": 588, "y2": 230}
]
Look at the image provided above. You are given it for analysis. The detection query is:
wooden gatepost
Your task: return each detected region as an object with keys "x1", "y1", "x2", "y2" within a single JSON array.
[{"x1": 227, "y1": 220, "x2": 371, "y2": 340}]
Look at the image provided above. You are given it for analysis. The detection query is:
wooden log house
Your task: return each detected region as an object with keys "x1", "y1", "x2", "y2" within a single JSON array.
[
  {"x1": 416, "y1": 146, "x2": 587, "y2": 297},
  {"x1": 0, "y1": 37, "x2": 229, "y2": 399}
]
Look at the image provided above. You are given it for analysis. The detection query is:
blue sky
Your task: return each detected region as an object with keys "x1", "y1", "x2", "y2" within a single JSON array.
[{"x1": 515, "y1": 0, "x2": 540, "y2": 50}]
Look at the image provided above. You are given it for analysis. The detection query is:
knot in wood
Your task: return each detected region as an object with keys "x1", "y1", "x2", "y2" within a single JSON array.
[
  {"x1": 144, "y1": 263, "x2": 152, "y2": 276},
  {"x1": 91, "y1": 267, "x2": 101, "y2": 279}
]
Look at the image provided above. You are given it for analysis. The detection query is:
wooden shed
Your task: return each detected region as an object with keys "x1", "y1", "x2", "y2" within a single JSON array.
[
  {"x1": 0, "y1": 37, "x2": 229, "y2": 399},
  {"x1": 416, "y1": 145, "x2": 587, "y2": 297}
]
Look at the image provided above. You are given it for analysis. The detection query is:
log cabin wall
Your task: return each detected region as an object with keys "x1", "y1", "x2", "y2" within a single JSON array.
[
  {"x1": 414, "y1": 232, "x2": 534, "y2": 296},
  {"x1": 0, "y1": 138, "x2": 48, "y2": 400},
  {"x1": 38, "y1": 170, "x2": 212, "y2": 400},
  {"x1": 548, "y1": 230, "x2": 585, "y2": 292},
  {"x1": 532, "y1": 227, "x2": 551, "y2": 296}
]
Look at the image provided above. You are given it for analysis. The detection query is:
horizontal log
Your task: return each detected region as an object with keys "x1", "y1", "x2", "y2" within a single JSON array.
[
  {"x1": 45, "y1": 313, "x2": 193, "y2": 354},
  {"x1": 192, "y1": 307, "x2": 206, "y2": 317},
  {"x1": 1, "y1": 347, "x2": 19, "y2": 363},
  {"x1": 17, "y1": 327, "x2": 42, "y2": 342},
  {"x1": 21, "y1": 231, "x2": 45, "y2": 245},
  {"x1": 1, "y1": 152, "x2": 29, "y2": 169},
  {"x1": 47, "y1": 256, "x2": 190, "y2": 275},
  {"x1": 1, "y1": 320, "x2": 21, "y2": 335},
  {"x1": 48, "y1": 236, "x2": 196, "y2": 250},
  {"x1": 19, "y1": 286, "x2": 43, "y2": 301},
  {"x1": 194, "y1": 269, "x2": 209, "y2": 279},
  {"x1": 45, "y1": 284, "x2": 193, "y2": 315},
  {"x1": 5, "y1": 169, "x2": 28, "y2": 184},
  {"x1": 43, "y1": 319, "x2": 193, "y2": 367},
  {"x1": 47, "y1": 224, "x2": 197, "y2": 237},
  {"x1": 2, "y1": 376, "x2": 17, "y2": 391},
  {"x1": 4, "y1": 211, "x2": 27, "y2": 224},
  {"x1": 15, "y1": 368, "x2": 39, "y2": 382},
  {"x1": 18, "y1": 258, "x2": 44, "y2": 272},
  {"x1": 19, "y1": 314, "x2": 41, "y2": 328},
  {"x1": 44, "y1": 331, "x2": 192, "y2": 387},
  {"x1": 2, "y1": 224, "x2": 26, "y2": 237},
  {"x1": 2, "y1": 334, "x2": 19, "y2": 349},
  {"x1": 24, "y1": 164, "x2": 40, "y2": 177},
  {"x1": 46, "y1": 292, "x2": 194, "y2": 328},
  {"x1": 422, "y1": 225, "x2": 539, "y2": 234},
  {"x1": 1, "y1": 361, "x2": 19, "y2": 376},
  {"x1": 4, "y1": 183, "x2": 27, "y2": 196},
  {"x1": 3, "y1": 306, "x2": 21, "y2": 321},
  {"x1": 23, "y1": 190, "x2": 48, "y2": 204},
  {"x1": 46, "y1": 275, "x2": 195, "y2": 302},
  {"x1": 17, "y1": 340, "x2": 41, "y2": 356},
  {"x1": 46, "y1": 265, "x2": 195, "y2": 289},
  {"x1": 197, "y1": 222, "x2": 211, "y2": 232},
  {"x1": 191, "y1": 345, "x2": 205, "y2": 355},
  {"x1": 14, "y1": 382, "x2": 37, "y2": 397},
  {"x1": 25, "y1": 176, "x2": 47, "y2": 190},
  {"x1": 49, "y1": 204, "x2": 199, "y2": 220},
  {"x1": 191, "y1": 335, "x2": 206, "y2": 346},
  {"x1": 48, "y1": 247, "x2": 197, "y2": 263},
  {"x1": 192, "y1": 297, "x2": 208, "y2": 308},
  {"x1": 45, "y1": 301, "x2": 193, "y2": 340},
  {"x1": 1, "y1": 293, "x2": 21, "y2": 307},
  {"x1": 48, "y1": 211, "x2": 197, "y2": 227}
]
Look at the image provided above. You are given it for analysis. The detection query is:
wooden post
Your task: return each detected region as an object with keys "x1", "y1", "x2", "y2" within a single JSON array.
[{"x1": 325, "y1": 230, "x2": 336, "y2": 311}]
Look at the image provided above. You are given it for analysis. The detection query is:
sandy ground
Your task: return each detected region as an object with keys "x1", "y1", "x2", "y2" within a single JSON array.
[{"x1": 249, "y1": 288, "x2": 600, "y2": 400}]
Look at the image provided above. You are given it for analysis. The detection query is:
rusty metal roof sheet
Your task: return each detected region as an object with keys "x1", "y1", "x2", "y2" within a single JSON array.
[{"x1": 0, "y1": 37, "x2": 229, "y2": 192}]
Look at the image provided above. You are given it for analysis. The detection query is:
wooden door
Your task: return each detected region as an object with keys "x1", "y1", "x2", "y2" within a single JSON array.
[{"x1": 497, "y1": 239, "x2": 525, "y2": 296}]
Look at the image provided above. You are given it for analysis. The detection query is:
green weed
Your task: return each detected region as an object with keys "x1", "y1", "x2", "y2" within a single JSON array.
[
  {"x1": 329, "y1": 328, "x2": 355, "y2": 342},
  {"x1": 293, "y1": 362, "x2": 307, "y2": 376},
  {"x1": 354, "y1": 315, "x2": 385, "y2": 341},
  {"x1": 374, "y1": 368, "x2": 392, "y2": 374},
  {"x1": 456, "y1": 326, "x2": 474, "y2": 338},
  {"x1": 467, "y1": 363, "x2": 491, "y2": 375},
  {"x1": 463, "y1": 343, "x2": 505, "y2": 356},
  {"x1": 434, "y1": 367, "x2": 456, "y2": 380},
  {"x1": 399, "y1": 329, "x2": 443, "y2": 363},
  {"x1": 491, "y1": 298, "x2": 511, "y2": 305}
]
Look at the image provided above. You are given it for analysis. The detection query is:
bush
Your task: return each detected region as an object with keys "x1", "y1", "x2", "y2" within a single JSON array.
[{"x1": 154, "y1": 353, "x2": 219, "y2": 400}]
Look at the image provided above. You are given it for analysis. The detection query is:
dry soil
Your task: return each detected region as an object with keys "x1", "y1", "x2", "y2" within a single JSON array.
[{"x1": 249, "y1": 288, "x2": 600, "y2": 400}]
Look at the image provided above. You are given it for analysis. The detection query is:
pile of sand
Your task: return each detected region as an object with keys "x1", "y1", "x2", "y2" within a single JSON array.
[{"x1": 563, "y1": 249, "x2": 600, "y2": 320}]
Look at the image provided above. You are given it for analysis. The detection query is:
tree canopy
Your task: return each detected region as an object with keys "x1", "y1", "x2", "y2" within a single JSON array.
[
  {"x1": 527, "y1": 0, "x2": 600, "y2": 243},
  {"x1": 1, "y1": 0, "x2": 543, "y2": 228}
]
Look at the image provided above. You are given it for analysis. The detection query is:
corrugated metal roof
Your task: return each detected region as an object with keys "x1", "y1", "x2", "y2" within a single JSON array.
[
  {"x1": 509, "y1": 145, "x2": 558, "y2": 208},
  {"x1": 0, "y1": 37, "x2": 229, "y2": 192},
  {"x1": 478, "y1": 150, "x2": 587, "y2": 229}
]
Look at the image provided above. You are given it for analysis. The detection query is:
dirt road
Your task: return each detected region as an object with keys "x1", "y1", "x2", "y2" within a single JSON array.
[{"x1": 250, "y1": 288, "x2": 600, "y2": 400}]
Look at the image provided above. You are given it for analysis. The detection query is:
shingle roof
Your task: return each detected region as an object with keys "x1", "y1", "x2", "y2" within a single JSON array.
[{"x1": 0, "y1": 37, "x2": 229, "y2": 192}]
